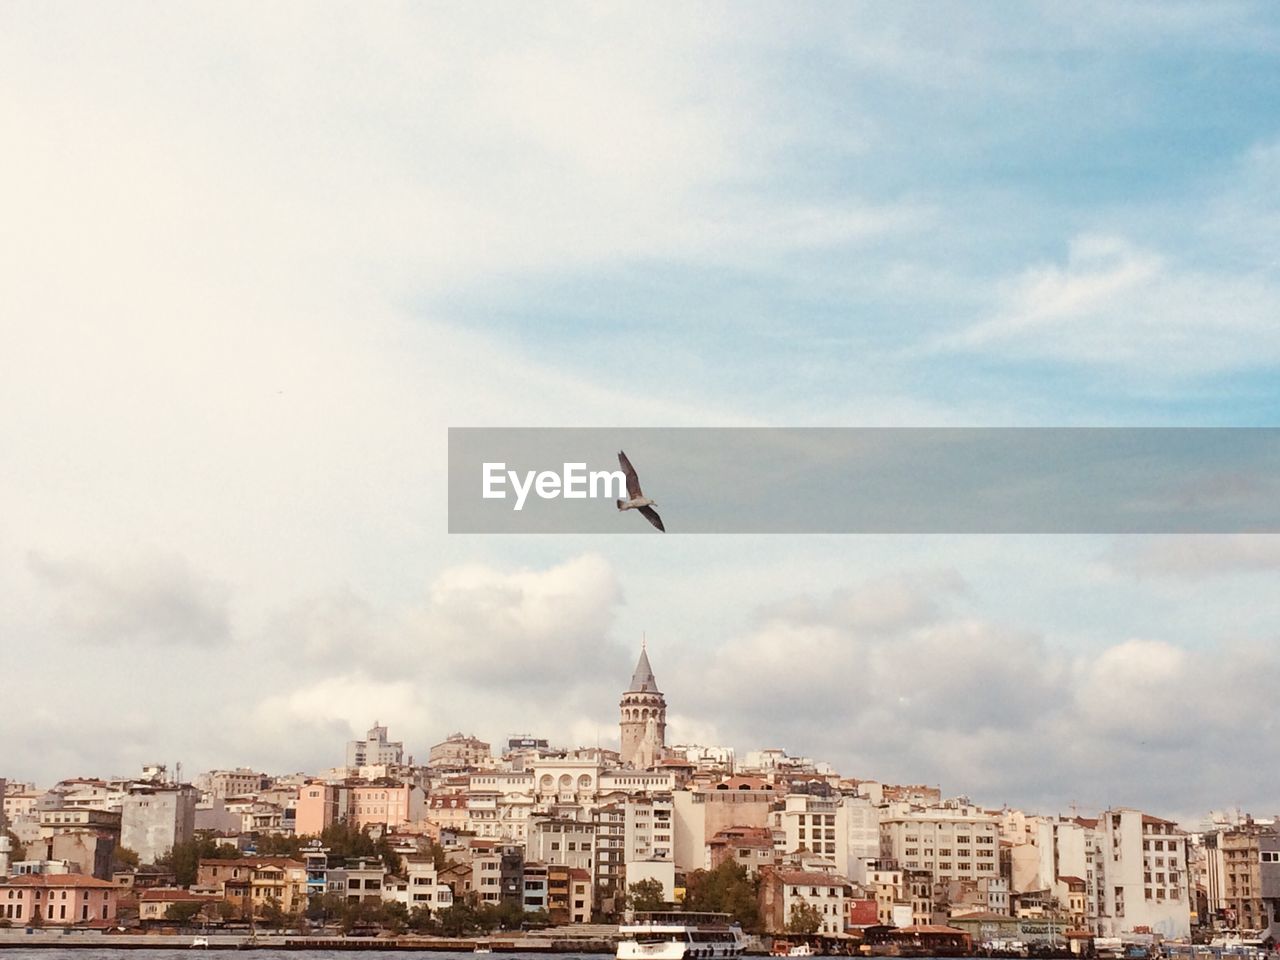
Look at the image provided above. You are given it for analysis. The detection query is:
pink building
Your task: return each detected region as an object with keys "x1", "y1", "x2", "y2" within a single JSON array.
[
  {"x1": 295, "y1": 782, "x2": 345, "y2": 838},
  {"x1": 349, "y1": 783, "x2": 424, "y2": 830},
  {"x1": 1, "y1": 874, "x2": 118, "y2": 925}
]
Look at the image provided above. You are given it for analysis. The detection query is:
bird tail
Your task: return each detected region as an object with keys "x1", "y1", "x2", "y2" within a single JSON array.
[{"x1": 616, "y1": 499, "x2": 625, "y2": 511}]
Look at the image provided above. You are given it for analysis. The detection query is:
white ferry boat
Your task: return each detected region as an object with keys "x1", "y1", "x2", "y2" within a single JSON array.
[{"x1": 617, "y1": 910, "x2": 747, "y2": 960}]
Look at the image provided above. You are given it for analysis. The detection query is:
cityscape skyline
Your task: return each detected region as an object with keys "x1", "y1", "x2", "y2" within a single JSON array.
[{"x1": 5, "y1": 3, "x2": 1280, "y2": 835}]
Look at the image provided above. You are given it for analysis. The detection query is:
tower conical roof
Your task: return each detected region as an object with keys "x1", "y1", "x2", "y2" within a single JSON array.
[{"x1": 629, "y1": 645, "x2": 660, "y2": 693}]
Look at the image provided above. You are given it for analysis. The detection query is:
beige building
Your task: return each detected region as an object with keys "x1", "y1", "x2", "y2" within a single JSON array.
[
  {"x1": 197, "y1": 769, "x2": 270, "y2": 800},
  {"x1": 429, "y1": 733, "x2": 492, "y2": 771},
  {"x1": 671, "y1": 779, "x2": 778, "y2": 873},
  {"x1": 196, "y1": 857, "x2": 308, "y2": 917},
  {"x1": 1204, "y1": 825, "x2": 1265, "y2": 931}
]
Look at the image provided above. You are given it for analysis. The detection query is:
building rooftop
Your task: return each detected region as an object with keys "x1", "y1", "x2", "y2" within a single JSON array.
[{"x1": 628, "y1": 646, "x2": 660, "y2": 693}]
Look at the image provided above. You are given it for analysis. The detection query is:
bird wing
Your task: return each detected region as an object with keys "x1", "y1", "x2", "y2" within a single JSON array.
[
  {"x1": 638, "y1": 505, "x2": 665, "y2": 532},
  {"x1": 618, "y1": 450, "x2": 643, "y2": 499}
]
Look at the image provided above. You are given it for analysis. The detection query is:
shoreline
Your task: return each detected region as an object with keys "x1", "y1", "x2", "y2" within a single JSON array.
[{"x1": 0, "y1": 932, "x2": 618, "y2": 953}]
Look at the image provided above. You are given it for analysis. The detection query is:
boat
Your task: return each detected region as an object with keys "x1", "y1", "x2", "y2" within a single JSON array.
[
  {"x1": 190, "y1": 937, "x2": 210, "y2": 949},
  {"x1": 474, "y1": 947, "x2": 493, "y2": 955},
  {"x1": 618, "y1": 910, "x2": 747, "y2": 960},
  {"x1": 788, "y1": 946, "x2": 815, "y2": 958}
]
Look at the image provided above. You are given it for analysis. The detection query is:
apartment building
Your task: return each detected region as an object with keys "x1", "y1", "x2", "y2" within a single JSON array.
[
  {"x1": 1094, "y1": 809, "x2": 1190, "y2": 938},
  {"x1": 879, "y1": 802, "x2": 1001, "y2": 883}
]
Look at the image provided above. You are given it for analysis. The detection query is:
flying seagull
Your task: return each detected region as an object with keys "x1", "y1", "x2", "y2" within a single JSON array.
[{"x1": 616, "y1": 450, "x2": 665, "y2": 532}]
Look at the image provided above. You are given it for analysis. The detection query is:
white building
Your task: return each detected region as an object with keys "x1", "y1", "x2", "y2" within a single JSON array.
[
  {"x1": 879, "y1": 801, "x2": 1001, "y2": 883},
  {"x1": 773, "y1": 869, "x2": 851, "y2": 936},
  {"x1": 120, "y1": 785, "x2": 198, "y2": 865},
  {"x1": 1093, "y1": 809, "x2": 1190, "y2": 938},
  {"x1": 528, "y1": 817, "x2": 596, "y2": 873},
  {"x1": 624, "y1": 795, "x2": 674, "y2": 863},
  {"x1": 774, "y1": 794, "x2": 841, "y2": 865},
  {"x1": 841, "y1": 794, "x2": 883, "y2": 884},
  {"x1": 345, "y1": 722, "x2": 404, "y2": 768}
]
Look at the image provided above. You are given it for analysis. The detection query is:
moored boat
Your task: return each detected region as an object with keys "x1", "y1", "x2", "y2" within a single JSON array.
[{"x1": 617, "y1": 910, "x2": 747, "y2": 960}]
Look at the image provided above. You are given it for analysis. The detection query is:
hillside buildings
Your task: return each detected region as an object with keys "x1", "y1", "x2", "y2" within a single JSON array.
[{"x1": 0, "y1": 643, "x2": 1215, "y2": 944}]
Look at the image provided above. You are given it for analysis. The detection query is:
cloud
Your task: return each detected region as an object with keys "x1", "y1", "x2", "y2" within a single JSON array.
[
  {"x1": 692, "y1": 574, "x2": 1280, "y2": 814},
  {"x1": 26, "y1": 550, "x2": 230, "y2": 647},
  {"x1": 1109, "y1": 535, "x2": 1280, "y2": 579},
  {"x1": 941, "y1": 234, "x2": 1280, "y2": 375}
]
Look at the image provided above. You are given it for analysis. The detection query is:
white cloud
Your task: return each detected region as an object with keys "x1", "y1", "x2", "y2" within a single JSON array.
[
  {"x1": 1109, "y1": 535, "x2": 1280, "y2": 579},
  {"x1": 942, "y1": 233, "x2": 1280, "y2": 374},
  {"x1": 26, "y1": 550, "x2": 230, "y2": 647}
]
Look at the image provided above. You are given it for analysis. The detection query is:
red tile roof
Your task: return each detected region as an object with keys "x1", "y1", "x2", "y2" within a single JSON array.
[{"x1": 5, "y1": 874, "x2": 117, "y2": 889}]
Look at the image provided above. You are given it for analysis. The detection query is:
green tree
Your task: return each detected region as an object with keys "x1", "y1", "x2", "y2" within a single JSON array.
[
  {"x1": 164, "y1": 901, "x2": 205, "y2": 925},
  {"x1": 492, "y1": 899, "x2": 526, "y2": 931},
  {"x1": 436, "y1": 901, "x2": 479, "y2": 937},
  {"x1": 112, "y1": 846, "x2": 140, "y2": 872},
  {"x1": 683, "y1": 861, "x2": 762, "y2": 931},
  {"x1": 305, "y1": 892, "x2": 347, "y2": 928},
  {"x1": 626, "y1": 878, "x2": 667, "y2": 912},
  {"x1": 381, "y1": 901, "x2": 410, "y2": 934},
  {"x1": 408, "y1": 905, "x2": 434, "y2": 933},
  {"x1": 785, "y1": 899, "x2": 823, "y2": 936},
  {"x1": 428, "y1": 841, "x2": 448, "y2": 874},
  {"x1": 339, "y1": 899, "x2": 381, "y2": 935},
  {"x1": 317, "y1": 821, "x2": 403, "y2": 875},
  {"x1": 161, "y1": 834, "x2": 241, "y2": 886},
  {"x1": 5, "y1": 831, "x2": 26, "y2": 862},
  {"x1": 260, "y1": 896, "x2": 286, "y2": 930},
  {"x1": 255, "y1": 834, "x2": 303, "y2": 858}
]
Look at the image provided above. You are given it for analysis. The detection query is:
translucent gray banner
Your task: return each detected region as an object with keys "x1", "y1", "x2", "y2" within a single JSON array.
[{"x1": 448, "y1": 428, "x2": 1280, "y2": 534}]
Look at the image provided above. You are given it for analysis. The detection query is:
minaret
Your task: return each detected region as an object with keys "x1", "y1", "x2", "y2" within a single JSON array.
[{"x1": 619, "y1": 639, "x2": 666, "y2": 769}]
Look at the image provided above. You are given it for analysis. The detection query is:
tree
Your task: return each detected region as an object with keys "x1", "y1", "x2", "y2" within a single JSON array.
[
  {"x1": 436, "y1": 901, "x2": 480, "y2": 937},
  {"x1": 5, "y1": 831, "x2": 26, "y2": 863},
  {"x1": 255, "y1": 834, "x2": 303, "y2": 858},
  {"x1": 427, "y1": 841, "x2": 448, "y2": 874},
  {"x1": 683, "y1": 861, "x2": 762, "y2": 931},
  {"x1": 305, "y1": 892, "x2": 347, "y2": 929},
  {"x1": 786, "y1": 899, "x2": 824, "y2": 936},
  {"x1": 317, "y1": 821, "x2": 403, "y2": 875},
  {"x1": 339, "y1": 899, "x2": 379, "y2": 935},
  {"x1": 260, "y1": 896, "x2": 286, "y2": 930},
  {"x1": 162, "y1": 834, "x2": 241, "y2": 886},
  {"x1": 164, "y1": 901, "x2": 205, "y2": 925},
  {"x1": 627, "y1": 878, "x2": 667, "y2": 912},
  {"x1": 408, "y1": 905, "x2": 434, "y2": 933},
  {"x1": 112, "y1": 846, "x2": 140, "y2": 872},
  {"x1": 381, "y1": 901, "x2": 409, "y2": 934}
]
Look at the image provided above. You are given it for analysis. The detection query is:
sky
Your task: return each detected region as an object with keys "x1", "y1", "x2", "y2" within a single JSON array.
[{"x1": 2, "y1": 1, "x2": 1280, "y2": 824}]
